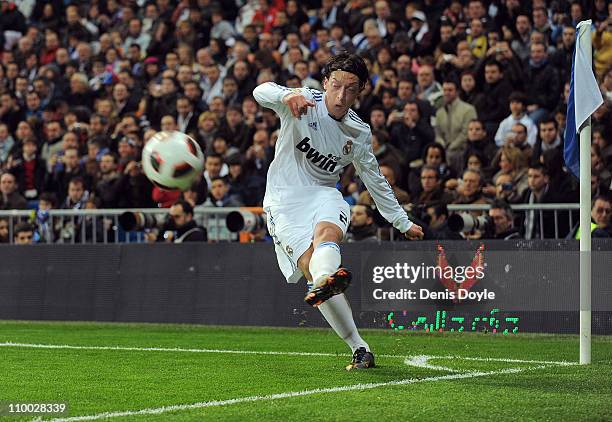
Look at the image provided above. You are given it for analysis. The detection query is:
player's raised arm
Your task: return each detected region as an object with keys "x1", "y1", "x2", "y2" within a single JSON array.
[
  {"x1": 353, "y1": 135, "x2": 424, "y2": 240},
  {"x1": 253, "y1": 82, "x2": 314, "y2": 118}
]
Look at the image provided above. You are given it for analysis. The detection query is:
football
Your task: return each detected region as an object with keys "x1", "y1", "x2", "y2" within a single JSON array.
[{"x1": 142, "y1": 131, "x2": 204, "y2": 191}]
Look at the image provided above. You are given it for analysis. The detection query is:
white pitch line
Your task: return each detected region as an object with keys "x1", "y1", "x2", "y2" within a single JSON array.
[
  {"x1": 36, "y1": 364, "x2": 550, "y2": 422},
  {"x1": 0, "y1": 342, "x2": 575, "y2": 366},
  {"x1": 404, "y1": 355, "x2": 466, "y2": 372}
]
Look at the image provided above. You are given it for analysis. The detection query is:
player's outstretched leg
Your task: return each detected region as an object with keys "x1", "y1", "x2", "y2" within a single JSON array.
[
  {"x1": 318, "y1": 294, "x2": 375, "y2": 370},
  {"x1": 304, "y1": 237, "x2": 374, "y2": 370}
]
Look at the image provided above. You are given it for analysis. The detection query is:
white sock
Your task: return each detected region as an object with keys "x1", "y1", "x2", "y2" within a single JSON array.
[
  {"x1": 318, "y1": 294, "x2": 369, "y2": 353},
  {"x1": 309, "y1": 241, "x2": 341, "y2": 288}
]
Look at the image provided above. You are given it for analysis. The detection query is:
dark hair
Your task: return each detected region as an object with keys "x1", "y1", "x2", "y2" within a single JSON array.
[
  {"x1": 465, "y1": 149, "x2": 486, "y2": 168},
  {"x1": 356, "y1": 204, "x2": 375, "y2": 220},
  {"x1": 321, "y1": 52, "x2": 369, "y2": 89},
  {"x1": 490, "y1": 198, "x2": 513, "y2": 220},
  {"x1": 69, "y1": 176, "x2": 85, "y2": 188},
  {"x1": 442, "y1": 76, "x2": 459, "y2": 87},
  {"x1": 426, "y1": 203, "x2": 449, "y2": 218},
  {"x1": 423, "y1": 142, "x2": 447, "y2": 163},
  {"x1": 206, "y1": 153, "x2": 223, "y2": 162},
  {"x1": 173, "y1": 199, "x2": 194, "y2": 215},
  {"x1": 371, "y1": 129, "x2": 390, "y2": 144},
  {"x1": 14, "y1": 222, "x2": 34, "y2": 237},
  {"x1": 421, "y1": 164, "x2": 440, "y2": 179},
  {"x1": 539, "y1": 115, "x2": 558, "y2": 129},
  {"x1": 512, "y1": 122, "x2": 527, "y2": 134},
  {"x1": 39, "y1": 192, "x2": 57, "y2": 207},
  {"x1": 528, "y1": 161, "x2": 548, "y2": 175},
  {"x1": 484, "y1": 59, "x2": 503, "y2": 72},
  {"x1": 593, "y1": 194, "x2": 612, "y2": 205},
  {"x1": 508, "y1": 91, "x2": 528, "y2": 105}
]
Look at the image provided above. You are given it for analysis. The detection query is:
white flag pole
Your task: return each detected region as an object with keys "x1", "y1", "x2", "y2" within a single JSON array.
[{"x1": 577, "y1": 21, "x2": 592, "y2": 365}]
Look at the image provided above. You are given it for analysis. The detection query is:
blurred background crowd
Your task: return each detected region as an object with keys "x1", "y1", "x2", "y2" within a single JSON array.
[{"x1": 0, "y1": 0, "x2": 611, "y2": 244}]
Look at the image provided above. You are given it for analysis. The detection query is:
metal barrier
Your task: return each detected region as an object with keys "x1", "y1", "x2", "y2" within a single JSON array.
[
  {"x1": 448, "y1": 203, "x2": 580, "y2": 239},
  {"x1": 0, "y1": 203, "x2": 582, "y2": 244},
  {"x1": 0, "y1": 207, "x2": 250, "y2": 244}
]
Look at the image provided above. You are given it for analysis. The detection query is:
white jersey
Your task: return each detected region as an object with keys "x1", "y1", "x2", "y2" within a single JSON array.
[{"x1": 253, "y1": 82, "x2": 413, "y2": 233}]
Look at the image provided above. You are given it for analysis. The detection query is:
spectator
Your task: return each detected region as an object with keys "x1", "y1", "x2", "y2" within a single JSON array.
[
  {"x1": 415, "y1": 64, "x2": 442, "y2": 109},
  {"x1": 61, "y1": 176, "x2": 89, "y2": 210},
  {"x1": 0, "y1": 93, "x2": 26, "y2": 134},
  {"x1": 532, "y1": 116, "x2": 562, "y2": 162},
  {"x1": 217, "y1": 105, "x2": 252, "y2": 152},
  {"x1": 112, "y1": 83, "x2": 139, "y2": 118},
  {"x1": 123, "y1": 18, "x2": 151, "y2": 53},
  {"x1": 453, "y1": 169, "x2": 488, "y2": 205},
  {"x1": 424, "y1": 203, "x2": 462, "y2": 240},
  {"x1": 524, "y1": 42, "x2": 561, "y2": 125},
  {"x1": 521, "y1": 162, "x2": 568, "y2": 239},
  {"x1": 406, "y1": 11, "x2": 432, "y2": 57},
  {"x1": 550, "y1": 25, "x2": 576, "y2": 85},
  {"x1": 47, "y1": 146, "x2": 84, "y2": 202},
  {"x1": 592, "y1": 144, "x2": 612, "y2": 189},
  {"x1": 0, "y1": 172, "x2": 27, "y2": 209},
  {"x1": 475, "y1": 60, "x2": 512, "y2": 134},
  {"x1": 0, "y1": 123, "x2": 15, "y2": 170},
  {"x1": 591, "y1": 195, "x2": 612, "y2": 238},
  {"x1": 203, "y1": 153, "x2": 228, "y2": 190},
  {"x1": 435, "y1": 78, "x2": 478, "y2": 173},
  {"x1": 33, "y1": 192, "x2": 58, "y2": 244},
  {"x1": 370, "y1": 130, "x2": 404, "y2": 183},
  {"x1": 491, "y1": 145, "x2": 529, "y2": 203},
  {"x1": 464, "y1": 119, "x2": 498, "y2": 171},
  {"x1": 416, "y1": 164, "x2": 453, "y2": 208},
  {"x1": 205, "y1": 176, "x2": 243, "y2": 207},
  {"x1": 167, "y1": 200, "x2": 208, "y2": 242},
  {"x1": 486, "y1": 199, "x2": 520, "y2": 240},
  {"x1": 8, "y1": 138, "x2": 46, "y2": 201},
  {"x1": 495, "y1": 92, "x2": 538, "y2": 147},
  {"x1": 13, "y1": 222, "x2": 34, "y2": 245},
  {"x1": 388, "y1": 100, "x2": 434, "y2": 165},
  {"x1": 346, "y1": 204, "x2": 378, "y2": 242},
  {"x1": 408, "y1": 142, "x2": 455, "y2": 198},
  {"x1": 0, "y1": 217, "x2": 9, "y2": 243},
  {"x1": 94, "y1": 152, "x2": 120, "y2": 208},
  {"x1": 115, "y1": 160, "x2": 155, "y2": 208},
  {"x1": 175, "y1": 96, "x2": 198, "y2": 136},
  {"x1": 197, "y1": 111, "x2": 220, "y2": 153}
]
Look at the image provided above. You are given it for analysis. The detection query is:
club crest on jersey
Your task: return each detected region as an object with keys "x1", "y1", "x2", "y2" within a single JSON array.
[
  {"x1": 342, "y1": 139, "x2": 353, "y2": 155},
  {"x1": 296, "y1": 137, "x2": 339, "y2": 173},
  {"x1": 308, "y1": 121, "x2": 318, "y2": 130}
]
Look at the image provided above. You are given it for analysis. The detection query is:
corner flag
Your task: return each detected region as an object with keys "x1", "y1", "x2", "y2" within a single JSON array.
[{"x1": 564, "y1": 21, "x2": 604, "y2": 177}]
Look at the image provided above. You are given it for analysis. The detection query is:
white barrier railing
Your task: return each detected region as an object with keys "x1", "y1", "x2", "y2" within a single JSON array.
[{"x1": 0, "y1": 204, "x2": 582, "y2": 244}]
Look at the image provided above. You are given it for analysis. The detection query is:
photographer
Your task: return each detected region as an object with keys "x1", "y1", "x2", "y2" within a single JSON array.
[
  {"x1": 486, "y1": 199, "x2": 520, "y2": 240},
  {"x1": 160, "y1": 200, "x2": 208, "y2": 243}
]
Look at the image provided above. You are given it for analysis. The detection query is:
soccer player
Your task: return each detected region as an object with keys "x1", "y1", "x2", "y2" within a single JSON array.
[{"x1": 253, "y1": 53, "x2": 424, "y2": 370}]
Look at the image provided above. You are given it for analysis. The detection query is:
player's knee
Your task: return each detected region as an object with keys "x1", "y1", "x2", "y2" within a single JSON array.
[{"x1": 314, "y1": 225, "x2": 343, "y2": 245}]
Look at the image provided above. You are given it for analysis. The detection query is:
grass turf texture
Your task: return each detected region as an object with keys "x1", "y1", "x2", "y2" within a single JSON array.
[{"x1": 0, "y1": 321, "x2": 610, "y2": 421}]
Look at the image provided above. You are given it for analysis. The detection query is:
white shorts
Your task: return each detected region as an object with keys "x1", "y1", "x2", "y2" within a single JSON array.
[{"x1": 264, "y1": 186, "x2": 350, "y2": 283}]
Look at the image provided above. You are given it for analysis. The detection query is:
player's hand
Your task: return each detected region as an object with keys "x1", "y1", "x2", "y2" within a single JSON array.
[
  {"x1": 283, "y1": 93, "x2": 315, "y2": 119},
  {"x1": 405, "y1": 224, "x2": 424, "y2": 240}
]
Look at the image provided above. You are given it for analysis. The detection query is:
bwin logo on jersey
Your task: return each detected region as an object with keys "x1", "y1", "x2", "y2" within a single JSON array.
[
  {"x1": 308, "y1": 121, "x2": 318, "y2": 130},
  {"x1": 296, "y1": 137, "x2": 339, "y2": 172}
]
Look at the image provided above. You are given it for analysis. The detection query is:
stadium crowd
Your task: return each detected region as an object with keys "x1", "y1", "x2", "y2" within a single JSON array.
[{"x1": 0, "y1": 0, "x2": 611, "y2": 244}]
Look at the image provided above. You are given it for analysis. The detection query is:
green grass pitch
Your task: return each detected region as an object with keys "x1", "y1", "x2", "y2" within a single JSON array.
[{"x1": 0, "y1": 320, "x2": 610, "y2": 421}]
